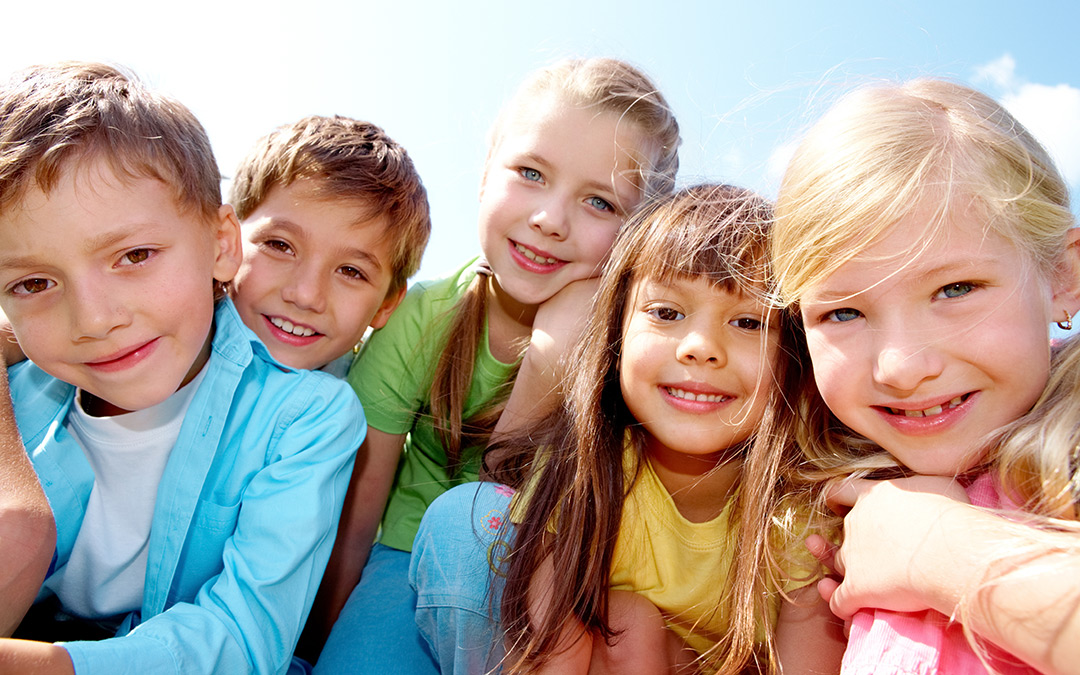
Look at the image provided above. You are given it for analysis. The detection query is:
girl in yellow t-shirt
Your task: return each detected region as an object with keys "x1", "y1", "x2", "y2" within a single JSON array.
[{"x1": 412, "y1": 184, "x2": 844, "y2": 674}]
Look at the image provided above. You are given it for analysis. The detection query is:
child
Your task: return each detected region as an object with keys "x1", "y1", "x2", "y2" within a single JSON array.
[
  {"x1": 412, "y1": 184, "x2": 845, "y2": 674},
  {"x1": 228, "y1": 114, "x2": 431, "y2": 376},
  {"x1": 313, "y1": 57, "x2": 682, "y2": 671},
  {"x1": 771, "y1": 78, "x2": 1080, "y2": 673},
  {"x1": 0, "y1": 62, "x2": 364, "y2": 674}
]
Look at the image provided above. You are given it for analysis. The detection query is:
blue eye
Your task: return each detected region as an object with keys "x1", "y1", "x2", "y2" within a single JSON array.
[
  {"x1": 520, "y1": 167, "x2": 543, "y2": 182},
  {"x1": 825, "y1": 308, "x2": 862, "y2": 322},
  {"x1": 936, "y1": 282, "x2": 975, "y2": 299},
  {"x1": 587, "y1": 196, "x2": 614, "y2": 213},
  {"x1": 648, "y1": 307, "x2": 684, "y2": 321}
]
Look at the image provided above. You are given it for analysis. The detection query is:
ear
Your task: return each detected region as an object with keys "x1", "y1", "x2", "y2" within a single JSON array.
[
  {"x1": 1052, "y1": 227, "x2": 1080, "y2": 322},
  {"x1": 211, "y1": 204, "x2": 244, "y2": 284},
  {"x1": 368, "y1": 285, "x2": 407, "y2": 330}
]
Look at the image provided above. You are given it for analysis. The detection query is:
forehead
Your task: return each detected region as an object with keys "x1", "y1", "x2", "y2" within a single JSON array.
[{"x1": 805, "y1": 203, "x2": 1033, "y2": 301}]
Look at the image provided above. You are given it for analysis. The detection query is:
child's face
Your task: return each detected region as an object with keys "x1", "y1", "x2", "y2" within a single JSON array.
[
  {"x1": 799, "y1": 205, "x2": 1060, "y2": 475},
  {"x1": 0, "y1": 158, "x2": 241, "y2": 415},
  {"x1": 478, "y1": 96, "x2": 644, "y2": 309},
  {"x1": 619, "y1": 275, "x2": 780, "y2": 466},
  {"x1": 231, "y1": 179, "x2": 404, "y2": 371}
]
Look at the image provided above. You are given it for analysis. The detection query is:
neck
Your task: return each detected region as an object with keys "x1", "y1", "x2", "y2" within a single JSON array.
[
  {"x1": 485, "y1": 276, "x2": 537, "y2": 363},
  {"x1": 646, "y1": 439, "x2": 742, "y2": 523}
]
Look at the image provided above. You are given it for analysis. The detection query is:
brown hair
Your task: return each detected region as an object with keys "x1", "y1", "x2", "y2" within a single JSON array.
[
  {"x1": 229, "y1": 115, "x2": 431, "y2": 294},
  {"x1": 491, "y1": 184, "x2": 811, "y2": 673},
  {"x1": 0, "y1": 61, "x2": 221, "y2": 220},
  {"x1": 431, "y1": 57, "x2": 682, "y2": 473}
]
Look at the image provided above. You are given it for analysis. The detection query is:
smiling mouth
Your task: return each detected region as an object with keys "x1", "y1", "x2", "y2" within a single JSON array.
[
  {"x1": 882, "y1": 393, "x2": 972, "y2": 418},
  {"x1": 269, "y1": 316, "x2": 319, "y2": 338},
  {"x1": 513, "y1": 242, "x2": 561, "y2": 265},
  {"x1": 665, "y1": 386, "x2": 731, "y2": 403}
]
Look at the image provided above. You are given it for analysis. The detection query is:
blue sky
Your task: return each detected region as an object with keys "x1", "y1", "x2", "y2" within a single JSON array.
[{"x1": 2, "y1": 0, "x2": 1077, "y2": 281}]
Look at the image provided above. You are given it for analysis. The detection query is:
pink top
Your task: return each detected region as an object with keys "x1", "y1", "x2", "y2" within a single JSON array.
[{"x1": 840, "y1": 474, "x2": 1042, "y2": 674}]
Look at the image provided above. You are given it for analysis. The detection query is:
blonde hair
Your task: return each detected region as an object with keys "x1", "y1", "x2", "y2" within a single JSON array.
[
  {"x1": 229, "y1": 115, "x2": 431, "y2": 294},
  {"x1": 492, "y1": 184, "x2": 813, "y2": 673},
  {"x1": 772, "y1": 78, "x2": 1075, "y2": 479},
  {"x1": 991, "y1": 338, "x2": 1080, "y2": 520},
  {"x1": 430, "y1": 57, "x2": 682, "y2": 473}
]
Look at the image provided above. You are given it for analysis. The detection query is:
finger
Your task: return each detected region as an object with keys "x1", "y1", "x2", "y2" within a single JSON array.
[
  {"x1": 816, "y1": 577, "x2": 838, "y2": 605},
  {"x1": 804, "y1": 534, "x2": 835, "y2": 569},
  {"x1": 823, "y1": 477, "x2": 871, "y2": 513},
  {"x1": 827, "y1": 578, "x2": 857, "y2": 621}
]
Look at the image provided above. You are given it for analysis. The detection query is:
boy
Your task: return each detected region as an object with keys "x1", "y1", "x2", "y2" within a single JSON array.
[
  {"x1": 228, "y1": 115, "x2": 431, "y2": 375},
  {"x1": 0, "y1": 62, "x2": 363, "y2": 674},
  {"x1": 226, "y1": 116, "x2": 431, "y2": 660}
]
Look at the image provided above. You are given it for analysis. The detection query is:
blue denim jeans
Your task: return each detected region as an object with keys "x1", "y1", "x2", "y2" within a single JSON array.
[
  {"x1": 409, "y1": 482, "x2": 516, "y2": 674},
  {"x1": 314, "y1": 543, "x2": 438, "y2": 674}
]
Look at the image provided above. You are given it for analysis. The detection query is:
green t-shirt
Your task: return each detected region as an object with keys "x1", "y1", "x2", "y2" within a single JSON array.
[{"x1": 348, "y1": 258, "x2": 517, "y2": 552}]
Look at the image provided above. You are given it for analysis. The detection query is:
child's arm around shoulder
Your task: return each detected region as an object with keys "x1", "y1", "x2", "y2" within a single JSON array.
[
  {"x1": 823, "y1": 477, "x2": 1080, "y2": 675},
  {"x1": 0, "y1": 357, "x2": 56, "y2": 637}
]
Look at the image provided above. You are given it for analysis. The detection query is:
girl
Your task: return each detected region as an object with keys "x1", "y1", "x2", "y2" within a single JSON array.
[
  {"x1": 412, "y1": 184, "x2": 845, "y2": 674},
  {"x1": 771, "y1": 78, "x2": 1080, "y2": 673},
  {"x1": 313, "y1": 58, "x2": 681, "y2": 672}
]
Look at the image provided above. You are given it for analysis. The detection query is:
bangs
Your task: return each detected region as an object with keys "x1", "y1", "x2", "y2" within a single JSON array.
[{"x1": 624, "y1": 183, "x2": 773, "y2": 298}]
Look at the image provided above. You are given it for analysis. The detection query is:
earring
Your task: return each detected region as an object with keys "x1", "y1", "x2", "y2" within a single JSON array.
[{"x1": 1058, "y1": 309, "x2": 1073, "y2": 331}]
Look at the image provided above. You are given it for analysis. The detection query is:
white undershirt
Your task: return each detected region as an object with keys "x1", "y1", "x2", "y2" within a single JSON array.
[{"x1": 50, "y1": 367, "x2": 207, "y2": 618}]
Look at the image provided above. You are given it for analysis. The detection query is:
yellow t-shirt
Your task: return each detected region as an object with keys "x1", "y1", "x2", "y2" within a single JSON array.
[{"x1": 515, "y1": 442, "x2": 816, "y2": 664}]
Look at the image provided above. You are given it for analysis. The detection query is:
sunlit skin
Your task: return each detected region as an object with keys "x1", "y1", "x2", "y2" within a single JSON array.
[
  {"x1": 478, "y1": 95, "x2": 646, "y2": 329},
  {"x1": 620, "y1": 275, "x2": 780, "y2": 499},
  {"x1": 799, "y1": 204, "x2": 1065, "y2": 476},
  {"x1": 231, "y1": 179, "x2": 404, "y2": 370},
  {"x1": 0, "y1": 159, "x2": 241, "y2": 417}
]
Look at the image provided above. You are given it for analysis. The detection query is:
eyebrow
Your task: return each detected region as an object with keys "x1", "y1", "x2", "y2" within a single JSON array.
[
  {"x1": 0, "y1": 229, "x2": 145, "y2": 271},
  {"x1": 805, "y1": 257, "x2": 1000, "y2": 304}
]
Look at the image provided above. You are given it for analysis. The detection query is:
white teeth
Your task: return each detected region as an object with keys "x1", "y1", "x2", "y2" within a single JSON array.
[
  {"x1": 270, "y1": 316, "x2": 315, "y2": 337},
  {"x1": 515, "y1": 242, "x2": 558, "y2": 264},
  {"x1": 666, "y1": 387, "x2": 729, "y2": 403},
  {"x1": 892, "y1": 395, "x2": 964, "y2": 418}
]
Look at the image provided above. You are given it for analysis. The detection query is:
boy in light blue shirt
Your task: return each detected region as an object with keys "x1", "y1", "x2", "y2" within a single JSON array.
[{"x1": 0, "y1": 61, "x2": 363, "y2": 674}]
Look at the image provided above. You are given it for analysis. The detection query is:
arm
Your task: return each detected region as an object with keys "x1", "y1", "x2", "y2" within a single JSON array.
[
  {"x1": 774, "y1": 584, "x2": 845, "y2": 675},
  {"x1": 297, "y1": 427, "x2": 405, "y2": 659},
  {"x1": 823, "y1": 477, "x2": 1080, "y2": 675},
  {"x1": 0, "y1": 361, "x2": 56, "y2": 636},
  {"x1": 0, "y1": 640, "x2": 73, "y2": 674},
  {"x1": 493, "y1": 279, "x2": 598, "y2": 438},
  {"x1": 520, "y1": 554, "x2": 594, "y2": 675}
]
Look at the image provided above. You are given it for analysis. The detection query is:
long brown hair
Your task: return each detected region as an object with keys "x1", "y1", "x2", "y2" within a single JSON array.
[
  {"x1": 491, "y1": 184, "x2": 811, "y2": 673},
  {"x1": 430, "y1": 57, "x2": 681, "y2": 473}
]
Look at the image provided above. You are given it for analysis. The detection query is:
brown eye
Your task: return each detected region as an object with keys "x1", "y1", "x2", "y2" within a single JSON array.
[
  {"x1": 16, "y1": 278, "x2": 54, "y2": 294},
  {"x1": 649, "y1": 307, "x2": 684, "y2": 321},
  {"x1": 123, "y1": 249, "x2": 151, "y2": 265}
]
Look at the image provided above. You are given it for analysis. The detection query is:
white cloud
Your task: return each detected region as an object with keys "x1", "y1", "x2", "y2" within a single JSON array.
[{"x1": 975, "y1": 55, "x2": 1080, "y2": 191}]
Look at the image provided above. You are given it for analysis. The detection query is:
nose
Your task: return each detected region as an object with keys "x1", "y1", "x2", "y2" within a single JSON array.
[
  {"x1": 529, "y1": 195, "x2": 569, "y2": 240},
  {"x1": 675, "y1": 326, "x2": 727, "y2": 367},
  {"x1": 281, "y1": 263, "x2": 328, "y2": 313},
  {"x1": 71, "y1": 283, "x2": 130, "y2": 341},
  {"x1": 872, "y1": 327, "x2": 944, "y2": 392}
]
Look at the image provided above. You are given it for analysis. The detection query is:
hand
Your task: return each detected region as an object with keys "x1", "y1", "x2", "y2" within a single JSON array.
[{"x1": 811, "y1": 476, "x2": 972, "y2": 620}]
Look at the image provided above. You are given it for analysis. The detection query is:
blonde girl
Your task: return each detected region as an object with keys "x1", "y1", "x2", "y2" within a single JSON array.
[
  {"x1": 312, "y1": 57, "x2": 681, "y2": 672},
  {"x1": 772, "y1": 78, "x2": 1080, "y2": 673},
  {"x1": 412, "y1": 184, "x2": 845, "y2": 674}
]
